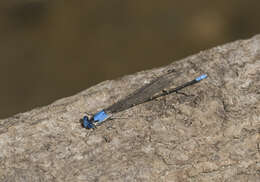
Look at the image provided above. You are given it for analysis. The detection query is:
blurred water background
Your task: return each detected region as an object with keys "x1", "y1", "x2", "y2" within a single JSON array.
[{"x1": 0, "y1": 0, "x2": 260, "y2": 118}]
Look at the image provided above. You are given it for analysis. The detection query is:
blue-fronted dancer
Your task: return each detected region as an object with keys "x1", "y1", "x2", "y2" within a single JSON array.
[{"x1": 82, "y1": 73, "x2": 207, "y2": 129}]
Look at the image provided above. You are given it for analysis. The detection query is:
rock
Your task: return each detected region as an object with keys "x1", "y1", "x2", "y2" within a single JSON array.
[{"x1": 0, "y1": 35, "x2": 259, "y2": 182}]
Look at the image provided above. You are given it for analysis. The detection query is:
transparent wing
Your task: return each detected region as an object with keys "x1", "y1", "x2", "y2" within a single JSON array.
[{"x1": 105, "y1": 71, "x2": 177, "y2": 113}]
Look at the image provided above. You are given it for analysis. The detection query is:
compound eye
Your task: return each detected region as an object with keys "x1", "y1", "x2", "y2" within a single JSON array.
[{"x1": 83, "y1": 116, "x2": 94, "y2": 129}]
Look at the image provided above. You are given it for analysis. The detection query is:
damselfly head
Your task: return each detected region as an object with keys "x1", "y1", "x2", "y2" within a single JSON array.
[{"x1": 82, "y1": 116, "x2": 95, "y2": 129}]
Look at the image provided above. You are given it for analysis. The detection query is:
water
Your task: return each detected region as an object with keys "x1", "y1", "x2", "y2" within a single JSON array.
[{"x1": 0, "y1": 1, "x2": 259, "y2": 118}]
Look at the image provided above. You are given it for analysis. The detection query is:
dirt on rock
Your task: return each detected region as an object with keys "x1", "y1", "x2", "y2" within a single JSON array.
[{"x1": 0, "y1": 35, "x2": 259, "y2": 181}]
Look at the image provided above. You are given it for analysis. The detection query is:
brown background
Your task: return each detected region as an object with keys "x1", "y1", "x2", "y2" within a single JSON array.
[{"x1": 0, "y1": 0, "x2": 260, "y2": 119}]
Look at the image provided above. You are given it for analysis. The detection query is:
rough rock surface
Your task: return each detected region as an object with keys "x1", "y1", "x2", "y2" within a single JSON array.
[{"x1": 0, "y1": 35, "x2": 260, "y2": 182}]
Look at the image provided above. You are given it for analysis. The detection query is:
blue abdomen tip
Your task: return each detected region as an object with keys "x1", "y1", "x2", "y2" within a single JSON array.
[{"x1": 195, "y1": 74, "x2": 207, "y2": 81}]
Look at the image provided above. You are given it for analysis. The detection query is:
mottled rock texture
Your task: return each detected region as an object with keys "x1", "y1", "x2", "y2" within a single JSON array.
[{"x1": 0, "y1": 35, "x2": 260, "y2": 182}]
